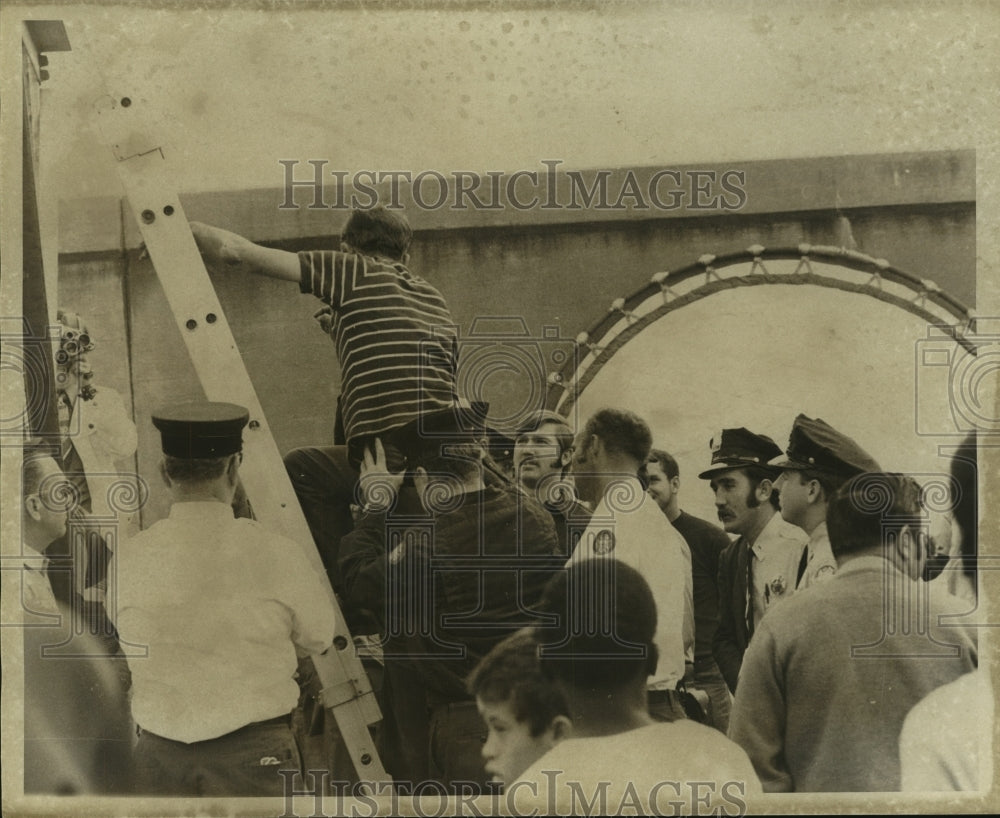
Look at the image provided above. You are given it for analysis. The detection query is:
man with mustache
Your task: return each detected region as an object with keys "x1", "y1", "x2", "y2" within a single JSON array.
[
  {"x1": 512, "y1": 410, "x2": 591, "y2": 558},
  {"x1": 699, "y1": 428, "x2": 807, "y2": 693}
]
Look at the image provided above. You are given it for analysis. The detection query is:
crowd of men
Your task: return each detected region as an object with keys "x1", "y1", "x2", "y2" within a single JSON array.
[{"x1": 19, "y1": 207, "x2": 986, "y2": 806}]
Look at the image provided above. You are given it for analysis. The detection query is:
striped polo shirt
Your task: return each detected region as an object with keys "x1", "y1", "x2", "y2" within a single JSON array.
[{"x1": 299, "y1": 250, "x2": 459, "y2": 442}]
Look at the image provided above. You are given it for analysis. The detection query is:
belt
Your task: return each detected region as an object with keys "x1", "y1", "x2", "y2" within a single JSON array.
[
  {"x1": 647, "y1": 688, "x2": 683, "y2": 706},
  {"x1": 138, "y1": 712, "x2": 292, "y2": 742}
]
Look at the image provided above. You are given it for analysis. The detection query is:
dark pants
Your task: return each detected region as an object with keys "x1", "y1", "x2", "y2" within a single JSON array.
[
  {"x1": 134, "y1": 719, "x2": 300, "y2": 797},
  {"x1": 378, "y1": 663, "x2": 432, "y2": 789},
  {"x1": 283, "y1": 446, "x2": 359, "y2": 595},
  {"x1": 428, "y1": 700, "x2": 489, "y2": 793},
  {"x1": 647, "y1": 688, "x2": 688, "y2": 723},
  {"x1": 284, "y1": 442, "x2": 418, "y2": 595},
  {"x1": 691, "y1": 657, "x2": 732, "y2": 733}
]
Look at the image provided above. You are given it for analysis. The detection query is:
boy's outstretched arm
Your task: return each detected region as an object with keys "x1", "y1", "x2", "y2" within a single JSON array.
[{"x1": 189, "y1": 221, "x2": 299, "y2": 282}]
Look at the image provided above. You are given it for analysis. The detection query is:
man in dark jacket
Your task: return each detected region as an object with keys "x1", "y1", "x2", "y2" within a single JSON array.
[{"x1": 339, "y1": 428, "x2": 560, "y2": 792}]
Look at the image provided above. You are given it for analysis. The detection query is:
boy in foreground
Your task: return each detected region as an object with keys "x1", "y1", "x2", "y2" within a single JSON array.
[{"x1": 467, "y1": 629, "x2": 572, "y2": 787}]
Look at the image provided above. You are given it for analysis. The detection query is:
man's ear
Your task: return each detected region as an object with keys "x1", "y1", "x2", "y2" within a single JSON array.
[
  {"x1": 670, "y1": 475, "x2": 681, "y2": 493},
  {"x1": 400, "y1": 250, "x2": 411, "y2": 266},
  {"x1": 24, "y1": 494, "x2": 42, "y2": 522},
  {"x1": 756, "y1": 478, "x2": 774, "y2": 501},
  {"x1": 340, "y1": 241, "x2": 352, "y2": 254},
  {"x1": 225, "y1": 453, "x2": 241, "y2": 486},
  {"x1": 559, "y1": 447, "x2": 574, "y2": 469},
  {"x1": 549, "y1": 714, "x2": 574, "y2": 742},
  {"x1": 805, "y1": 478, "x2": 824, "y2": 505}
]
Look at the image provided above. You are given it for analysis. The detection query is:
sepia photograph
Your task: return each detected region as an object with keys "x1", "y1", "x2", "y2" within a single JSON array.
[{"x1": 2, "y1": 1, "x2": 998, "y2": 815}]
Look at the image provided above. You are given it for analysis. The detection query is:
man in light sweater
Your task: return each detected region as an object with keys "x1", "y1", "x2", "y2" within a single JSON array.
[{"x1": 729, "y1": 472, "x2": 977, "y2": 791}]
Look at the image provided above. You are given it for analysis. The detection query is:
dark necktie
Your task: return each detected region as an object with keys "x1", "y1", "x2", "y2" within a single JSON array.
[{"x1": 744, "y1": 538, "x2": 755, "y2": 638}]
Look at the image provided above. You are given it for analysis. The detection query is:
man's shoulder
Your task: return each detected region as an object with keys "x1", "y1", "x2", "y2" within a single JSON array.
[
  {"x1": 121, "y1": 515, "x2": 170, "y2": 544},
  {"x1": 611, "y1": 495, "x2": 684, "y2": 539},
  {"x1": 674, "y1": 511, "x2": 731, "y2": 548},
  {"x1": 762, "y1": 514, "x2": 809, "y2": 548},
  {"x1": 454, "y1": 485, "x2": 558, "y2": 547}
]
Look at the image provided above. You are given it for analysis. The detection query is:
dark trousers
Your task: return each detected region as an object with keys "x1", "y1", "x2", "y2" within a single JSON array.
[
  {"x1": 428, "y1": 700, "x2": 490, "y2": 793},
  {"x1": 283, "y1": 446, "x2": 359, "y2": 595},
  {"x1": 134, "y1": 719, "x2": 300, "y2": 797},
  {"x1": 647, "y1": 688, "x2": 688, "y2": 723},
  {"x1": 284, "y1": 442, "x2": 418, "y2": 596},
  {"x1": 691, "y1": 657, "x2": 732, "y2": 733}
]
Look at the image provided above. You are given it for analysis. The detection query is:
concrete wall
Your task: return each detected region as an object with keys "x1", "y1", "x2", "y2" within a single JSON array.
[{"x1": 56, "y1": 151, "x2": 976, "y2": 527}]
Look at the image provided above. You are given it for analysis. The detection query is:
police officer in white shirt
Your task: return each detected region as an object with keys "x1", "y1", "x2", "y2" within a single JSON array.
[{"x1": 111, "y1": 401, "x2": 336, "y2": 796}]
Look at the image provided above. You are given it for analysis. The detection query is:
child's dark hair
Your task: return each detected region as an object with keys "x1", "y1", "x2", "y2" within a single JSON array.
[
  {"x1": 342, "y1": 206, "x2": 412, "y2": 260},
  {"x1": 467, "y1": 629, "x2": 569, "y2": 737},
  {"x1": 535, "y1": 559, "x2": 659, "y2": 689}
]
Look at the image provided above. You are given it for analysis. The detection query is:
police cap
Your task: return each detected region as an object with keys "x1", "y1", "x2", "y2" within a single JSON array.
[
  {"x1": 697, "y1": 427, "x2": 782, "y2": 479},
  {"x1": 152, "y1": 401, "x2": 249, "y2": 459},
  {"x1": 770, "y1": 414, "x2": 881, "y2": 476}
]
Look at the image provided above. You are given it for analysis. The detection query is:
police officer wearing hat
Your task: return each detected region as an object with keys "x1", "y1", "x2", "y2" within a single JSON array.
[
  {"x1": 110, "y1": 401, "x2": 336, "y2": 796},
  {"x1": 771, "y1": 414, "x2": 882, "y2": 590},
  {"x1": 699, "y1": 428, "x2": 808, "y2": 694}
]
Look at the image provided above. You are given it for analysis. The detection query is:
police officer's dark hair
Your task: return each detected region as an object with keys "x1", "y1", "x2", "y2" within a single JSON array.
[
  {"x1": 796, "y1": 468, "x2": 851, "y2": 501},
  {"x1": 536, "y1": 559, "x2": 658, "y2": 689},
  {"x1": 467, "y1": 630, "x2": 570, "y2": 738},
  {"x1": 742, "y1": 465, "x2": 781, "y2": 510},
  {"x1": 342, "y1": 206, "x2": 412, "y2": 260},
  {"x1": 827, "y1": 472, "x2": 924, "y2": 558},
  {"x1": 583, "y1": 408, "x2": 652, "y2": 466},
  {"x1": 162, "y1": 454, "x2": 233, "y2": 484}
]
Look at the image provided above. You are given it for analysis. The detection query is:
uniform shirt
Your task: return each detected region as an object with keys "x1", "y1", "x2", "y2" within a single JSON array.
[
  {"x1": 797, "y1": 521, "x2": 837, "y2": 590},
  {"x1": 509, "y1": 720, "x2": 761, "y2": 815},
  {"x1": 748, "y1": 513, "x2": 807, "y2": 629},
  {"x1": 569, "y1": 479, "x2": 694, "y2": 690},
  {"x1": 298, "y1": 250, "x2": 458, "y2": 443},
  {"x1": 729, "y1": 556, "x2": 978, "y2": 792},
  {"x1": 112, "y1": 501, "x2": 336, "y2": 743}
]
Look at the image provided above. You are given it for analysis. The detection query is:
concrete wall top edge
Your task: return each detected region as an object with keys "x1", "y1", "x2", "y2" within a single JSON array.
[{"x1": 59, "y1": 149, "x2": 975, "y2": 254}]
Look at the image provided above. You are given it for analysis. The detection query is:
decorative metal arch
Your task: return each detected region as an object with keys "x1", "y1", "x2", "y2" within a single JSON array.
[{"x1": 544, "y1": 243, "x2": 978, "y2": 416}]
